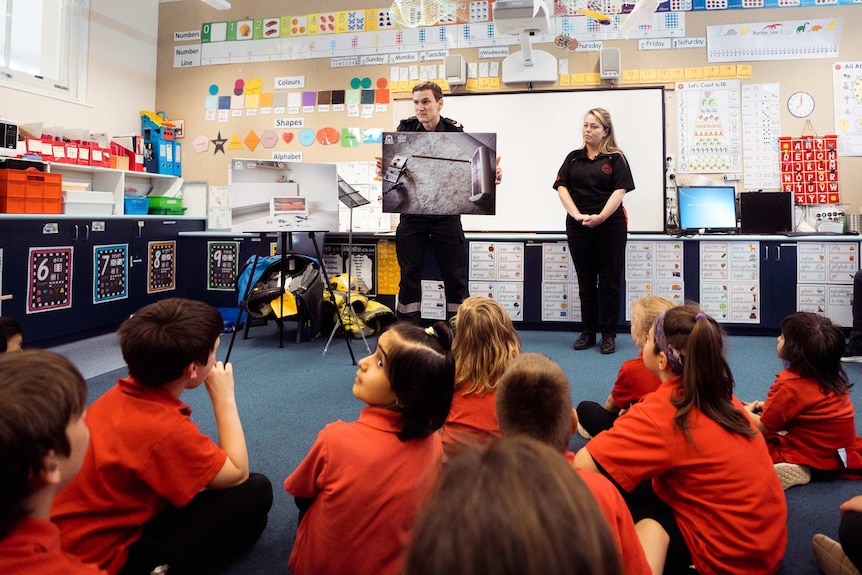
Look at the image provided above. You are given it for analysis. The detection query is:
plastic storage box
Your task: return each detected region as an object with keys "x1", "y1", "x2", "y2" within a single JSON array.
[
  {"x1": 148, "y1": 195, "x2": 185, "y2": 215},
  {"x1": 0, "y1": 169, "x2": 62, "y2": 213},
  {"x1": 62, "y1": 190, "x2": 114, "y2": 215},
  {"x1": 124, "y1": 196, "x2": 150, "y2": 215}
]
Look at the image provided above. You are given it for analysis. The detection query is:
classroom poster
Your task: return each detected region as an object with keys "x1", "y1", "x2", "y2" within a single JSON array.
[
  {"x1": 624, "y1": 241, "x2": 685, "y2": 320},
  {"x1": 421, "y1": 280, "x2": 446, "y2": 321},
  {"x1": 541, "y1": 242, "x2": 582, "y2": 323},
  {"x1": 698, "y1": 241, "x2": 760, "y2": 324},
  {"x1": 795, "y1": 241, "x2": 858, "y2": 326},
  {"x1": 323, "y1": 243, "x2": 377, "y2": 295},
  {"x1": 93, "y1": 244, "x2": 129, "y2": 304},
  {"x1": 147, "y1": 241, "x2": 177, "y2": 293},
  {"x1": 833, "y1": 61, "x2": 862, "y2": 157},
  {"x1": 706, "y1": 18, "x2": 842, "y2": 62},
  {"x1": 676, "y1": 80, "x2": 741, "y2": 173},
  {"x1": 467, "y1": 241, "x2": 525, "y2": 322},
  {"x1": 207, "y1": 241, "x2": 239, "y2": 291},
  {"x1": 741, "y1": 83, "x2": 780, "y2": 190},
  {"x1": 27, "y1": 247, "x2": 73, "y2": 314}
]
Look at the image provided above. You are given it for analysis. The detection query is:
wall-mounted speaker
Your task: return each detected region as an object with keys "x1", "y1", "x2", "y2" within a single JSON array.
[
  {"x1": 600, "y1": 47, "x2": 621, "y2": 81},
  {"x1": 445, "y1": 54, "x2": 466, "y2": 86}
]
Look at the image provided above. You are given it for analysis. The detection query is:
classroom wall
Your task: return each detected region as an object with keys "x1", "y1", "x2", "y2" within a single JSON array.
[
  {"x1": 0, "y1": 1, "x2": 158, "y2": 137},
  {"x1": 154, "y1": 2, "x2": 859, "y2": 215}
]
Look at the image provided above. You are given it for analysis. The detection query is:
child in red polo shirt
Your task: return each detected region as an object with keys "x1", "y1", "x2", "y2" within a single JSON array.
[
  {"x1": 52, "y1": 298, "x2": 273, "y2": 575},
  {"x1": 441, "y1": 296, "x2": 521, "y2": 457},
  {"x1": 745, "y1": 312, "x2": 862, "y2": 489},
  {"x1": 284, "y1": 321, "x2": 455, "y2": 575},
  {"x1": 575, "y1": 304, "x2": 787, "y2": 575},
  {"x1": 576, "y1": 295, "x2": 675, "y2": 438},
  {"x1": 0, "y1": 350, "x2": 104, "y2": 575},
  {"x1": 495, "y1": 352, "x2": 651, "y2": 575}
]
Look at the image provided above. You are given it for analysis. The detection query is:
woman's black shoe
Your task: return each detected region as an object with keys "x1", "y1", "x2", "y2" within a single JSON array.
[
  {"x1": 573, "y1": 334, "x2": 596, "y2": 350},
  {"x1": 600, "y1": 336, "x2": 616, "y2": 354}
]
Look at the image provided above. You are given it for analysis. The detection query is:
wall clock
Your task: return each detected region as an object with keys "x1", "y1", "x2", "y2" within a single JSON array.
[{"x1": 787, "y1": 91, "x2": 815, "y2": 118}]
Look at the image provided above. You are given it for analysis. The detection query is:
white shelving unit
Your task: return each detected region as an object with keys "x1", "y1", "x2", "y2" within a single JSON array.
[{"x1": 47, "y1": 162, "x2": 183, "y2": 216}]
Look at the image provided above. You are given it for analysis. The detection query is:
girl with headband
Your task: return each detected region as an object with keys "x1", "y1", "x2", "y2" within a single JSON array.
[{"x1": 575, "y1": 303, "x2": 787, "y2": 575}]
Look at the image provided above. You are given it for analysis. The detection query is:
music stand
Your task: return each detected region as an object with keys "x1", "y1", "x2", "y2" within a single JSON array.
[{"x1": 324, "y1": 178, "x2": 372, "y2": 356}]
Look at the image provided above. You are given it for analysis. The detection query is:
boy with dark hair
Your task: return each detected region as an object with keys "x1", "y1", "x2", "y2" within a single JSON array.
[
  {"x1": 0, "y1": 350, "x2": 104, "y2": 574},
  {"x1": 52, "y1": 298, "x2": 273, "y2": 575},
  {"x1": 0, "y1": 316, "x2": 23, "y2": 352},
  {"x1": 496, "y1": 353, "x2": 651, "y2": 575}
]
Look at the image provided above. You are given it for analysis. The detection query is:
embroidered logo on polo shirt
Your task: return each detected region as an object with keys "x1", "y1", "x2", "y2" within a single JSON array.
[{"x1": 602, "y1": 163, "x2": 612, "y2": 174}]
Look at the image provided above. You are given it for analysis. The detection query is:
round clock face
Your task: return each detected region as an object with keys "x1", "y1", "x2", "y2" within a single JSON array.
[
  {"x1": 787, "y1": 91, "x2": 815, "y2": 118},
  {"x1": 854, "y1": 78, "x2": 862, "y2": 103}
]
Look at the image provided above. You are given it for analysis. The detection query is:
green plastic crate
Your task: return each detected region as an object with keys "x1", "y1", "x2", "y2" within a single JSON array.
[{"x1": 148, "y1": 196, "x2": 185, "y2": 215}]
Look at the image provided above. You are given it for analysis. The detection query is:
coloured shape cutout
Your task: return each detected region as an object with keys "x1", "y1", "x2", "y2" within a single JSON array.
[
  {"x1": 193, "y1": 134, "x2": 209, "y2": 153},
  {"x1": 244, "y1": 131, "x2": 261, "y2": 151},
  {"x1": 260, "y1": 130, "x2": 278, "y2": 148},
  {"x1": 316, "y1": 127, "x2": 340, "y2": 145},
  {"x1": 227, "y1": 133, "x2": 244, "y2": 149},
  {"x1": 299, "y1": 128, "x2": 316, "y2": 146},
  {"x1": 340, "y1": 128, "x2": 361, "y2": 147},
  {"x1": 282, "y1": 132, "x2": 294, "y2": 144},
  {"x1": 209, "y1": 84, "x2": 219, "y2": 95},
  {"x1": 360, "y1": 90, "x2": 375, "y2": 104}
]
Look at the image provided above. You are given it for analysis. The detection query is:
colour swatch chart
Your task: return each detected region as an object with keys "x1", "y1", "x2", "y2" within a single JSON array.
[
  {"x1": 624, "y1": 241, "x2": 685, "y2": 320},
  {"x1": 468, "y1": 281, "x2": 524, "y2": 322},
  {"x1": 421, "y1": 279, "x2": 446, "y2": 320},
  {"x1": 676, "y1": 80, "x2": 741, "y2": 173},
  {"x1": 207, "y1": 241, "x2": 239, "y2": 291},
  {"x1": 832, "y1": 61, "x2": 862, "y2": 157},
  {"x1": 93, "y1": 244, "x2": 128, "y2": 304},
  {"x1": 541, "y1": 242, "x2": 581, "y2": 323},
  {"x1": 741, "y1": 83, "x2": 780, "y2": 190},
  {"x1": 27, "y1": 247, "x2": 73, "y2": 314},
  {"x1": 147, "y1": 241, "x2": 177, "y2": 293},
  {"x1": 699, "y1": 241, "x2": 760, "y2": 323}
]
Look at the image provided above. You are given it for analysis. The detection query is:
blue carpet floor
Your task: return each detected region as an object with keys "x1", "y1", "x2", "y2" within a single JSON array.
[{"x1": 79, "y1": 324, "x2": 862, "y2": 575}]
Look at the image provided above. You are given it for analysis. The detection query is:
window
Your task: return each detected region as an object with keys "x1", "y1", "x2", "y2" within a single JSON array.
[{"x1": 0, "y1": 0, "x2": 89, "y2": 102}]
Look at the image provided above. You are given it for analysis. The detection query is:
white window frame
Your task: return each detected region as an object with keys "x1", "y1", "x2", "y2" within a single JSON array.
[{"x1": 0, "y1": 0, "x2": 90, "y2": 103}]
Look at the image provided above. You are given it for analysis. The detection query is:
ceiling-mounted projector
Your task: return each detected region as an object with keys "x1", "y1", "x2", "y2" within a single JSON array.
[{"x1": 493, "y1": 0, "x2": 550, "y2": 35}]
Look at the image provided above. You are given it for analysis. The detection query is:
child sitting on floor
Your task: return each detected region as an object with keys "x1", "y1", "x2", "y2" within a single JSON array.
[
  {"x1": 0, "y1": 317, "x2": 23, "y2": 352},
  {"x1": 284, "y1": 321, "x2": 455, "y2": 575},
  {"x1": 575, "y1": 304, "x2": 787, "y2": 575},
  {"x1": 745, "y1": 311, "x2": 862, "y2": 489},
  {"x1": 441, "y1": 296, "x2": 521, "y2": 457},
  {"x1": 495, "y1": 352, "x2": 650, "y2": 575},
  {"x1": 576, "y1": 295, "x2": 675, "y2": 438},
  {"x1": 52, "y1": 298, "x2": 273, "y2": 575},
  {"x1": 0, "y1": 350, "x2": 104, "y2": 574}
]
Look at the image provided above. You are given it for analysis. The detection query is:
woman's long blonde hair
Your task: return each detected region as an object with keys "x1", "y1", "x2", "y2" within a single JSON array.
[
  {"x1": 451, "y1": 296, "x2": 521, "y2": 395},
  {"x1": 586, "y1": 107, "x2": 624, "y2": 156}
]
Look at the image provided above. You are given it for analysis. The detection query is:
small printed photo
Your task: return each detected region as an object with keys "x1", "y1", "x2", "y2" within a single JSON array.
[{"x1": 363, "y1": 128, "x2": 383, "y2": 144}]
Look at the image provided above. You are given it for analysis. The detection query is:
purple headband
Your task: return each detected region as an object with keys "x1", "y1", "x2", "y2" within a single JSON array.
[{"x1": 654, "y1": 311, "x2": 683, "y2": 375}]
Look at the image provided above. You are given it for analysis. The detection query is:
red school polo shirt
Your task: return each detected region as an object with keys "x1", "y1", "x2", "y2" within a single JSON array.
[
  {"x1": 440, "y1": 385, "x2": 501, "y2": 458},
  {"x1": 51, "y1": 377, "x2": 226, "y2": 575},
  {"x1": 610, "y1": 353, "x2": 662, "y2": 409},
  {"x1": 587, "y1": 377, "x2": 787, "y2": 575},
  {"x1": 284, "y1": 406, "x2": 442, "y2": 575},
  {"x1": 761, "y1": 369, "x2": 862, "y2": 470},
  {"x1": 564, "y1": 453, "x2": 652, "y2": 575},
  {"x1": 0, "y1": 518, "x2": 107, "y2": 575}
]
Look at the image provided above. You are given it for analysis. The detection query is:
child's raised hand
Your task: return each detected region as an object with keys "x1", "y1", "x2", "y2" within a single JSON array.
[
  {"x1": 205, "y1": 360, "x2": 236, "y2": 402},
  {"x1": 840, "y1": 495, "x2": 862, "y2": 514}
]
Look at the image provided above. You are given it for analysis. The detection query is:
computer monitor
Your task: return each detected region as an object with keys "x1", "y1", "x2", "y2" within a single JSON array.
[
  {"x1": 677, "y1": 186, "x2": 738, "y2": 233},
  {"x1": 739, "y1": 192, "x2": 793, "y2": 234}
]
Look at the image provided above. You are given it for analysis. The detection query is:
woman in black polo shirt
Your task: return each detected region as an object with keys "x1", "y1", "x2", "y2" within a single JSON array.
[{"x1": 552, "y1": 108, "x2": 635, "y2": 355}]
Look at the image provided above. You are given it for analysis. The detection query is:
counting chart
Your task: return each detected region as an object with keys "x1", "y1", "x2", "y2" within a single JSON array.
[
  {"x1": 147, "y1": 241, "x2": 176, "y2": 293},
  {"x1": 676, "y1": 80, "x2": 742, "y2": 173},
  {"x1": 707, "y1": 18, "x2": 841, "y2": 62},
  {"x1": 27, "y1": 247, "x2": 73, "y2": 314},
  {"x1": 93, "y1": 244, "x2": 128, "y2": 304}
]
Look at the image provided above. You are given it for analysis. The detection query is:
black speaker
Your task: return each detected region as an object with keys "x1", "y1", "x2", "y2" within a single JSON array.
[{"x1": 739, "y1": 192, "x2": 793, "y2": 234}]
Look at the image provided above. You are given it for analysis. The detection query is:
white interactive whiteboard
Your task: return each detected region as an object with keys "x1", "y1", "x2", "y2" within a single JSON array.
[{"x1": 393, "y1": 87, "x2": 666, "y2": 233}]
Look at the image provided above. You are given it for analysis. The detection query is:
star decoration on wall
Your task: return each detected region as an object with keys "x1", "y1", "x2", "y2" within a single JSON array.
[{"x1": 211, "y1": 131, "x2": 227, "y2": 155}]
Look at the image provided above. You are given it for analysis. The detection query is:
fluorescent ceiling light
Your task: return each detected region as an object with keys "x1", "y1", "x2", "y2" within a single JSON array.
[{"x1": 201, "y1": 0, "x2": 231, "y2": 9}]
